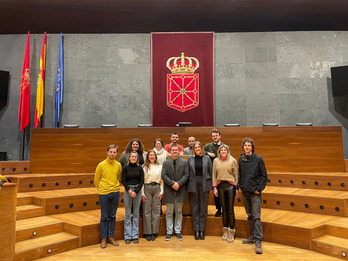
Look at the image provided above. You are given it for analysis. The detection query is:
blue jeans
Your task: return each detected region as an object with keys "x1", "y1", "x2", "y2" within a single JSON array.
[
  {"x1": 123, "y1": 185, "x2": 142, "y2": 240},
  {"x1": 242, "y1": 192, "x2": 263, "y2": 242},
  {"x1": 99, "y1": 192, "x2": 120, "y2": 239},
  {"x1": 166, "y1": 201, "x2": 184, "y2": 234}
]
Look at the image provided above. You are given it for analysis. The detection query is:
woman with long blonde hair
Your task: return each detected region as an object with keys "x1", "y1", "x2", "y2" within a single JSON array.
[
  {"x1": 187, "y1": 141, "x2": 213, "y2": 240},
  {"x1": 213, "y1": 144, "x2": 238, "y2": 243}
]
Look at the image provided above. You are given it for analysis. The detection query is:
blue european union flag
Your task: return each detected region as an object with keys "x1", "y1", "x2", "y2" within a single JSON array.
[{"x1": 55, "y1": 33, "x2": 63, "y2": 128}]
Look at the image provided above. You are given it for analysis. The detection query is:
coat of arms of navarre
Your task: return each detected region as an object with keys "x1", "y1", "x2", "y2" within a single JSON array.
[{"x1": 166, "y1": 52, "x2": 199, "y2": 112}]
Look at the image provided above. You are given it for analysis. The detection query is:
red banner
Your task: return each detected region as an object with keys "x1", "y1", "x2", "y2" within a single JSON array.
[
  {"x1": 151, "y1": 32, "x2": 214, "y2": 127},
  {"x1": 18, "y1": 32, "x2": 30, "y2": 132}
]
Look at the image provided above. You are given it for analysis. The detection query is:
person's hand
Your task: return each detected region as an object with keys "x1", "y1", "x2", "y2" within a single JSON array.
[
  {"x1": 208, "y1": 152, "x2": 215, "y2": 158},
  {"x1": 235, "y1": 189, "x2": 239, "y2": 198},
  {"x1": 213, "y1": 187, "x2": 218, "y2": 197},
  {"x1": 129, "y1": 190, "x2": 136, "y2": 198},
  {"x1": 158, "y1": 193, "x2": 163, "y2": 200},
  {"x1": 172, "y1": 181, "x2": 179, "y2": 191},
  {"x1": 142, "y1": 195, "x2": 147, "y2": 203},
  {"x1": 254, "y1": 191, "x2": 260, "y2": 195}
]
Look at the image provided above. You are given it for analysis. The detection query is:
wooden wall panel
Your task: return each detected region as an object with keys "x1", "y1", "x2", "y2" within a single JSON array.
[{"x1": 29, "y1": 127, "x2": 345, "y2": 174}]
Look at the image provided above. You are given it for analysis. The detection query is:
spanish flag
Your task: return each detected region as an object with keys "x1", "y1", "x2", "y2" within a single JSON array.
[
  {"x1": 34, "y1": 32, "x2": 46, "y2": 128},
  {"x1": 18, "y1": 32, "x2": 30, "y2": 132}
]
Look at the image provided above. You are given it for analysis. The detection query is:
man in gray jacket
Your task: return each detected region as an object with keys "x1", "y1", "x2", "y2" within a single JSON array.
[{"x1": 161, "y1": 144, "x2": 189, "y2": 241}]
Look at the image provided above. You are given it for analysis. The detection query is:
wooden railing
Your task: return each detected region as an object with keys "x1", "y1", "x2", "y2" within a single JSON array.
[{"x1": 0, "y1": 183, "x2": 17, "y2": 261}]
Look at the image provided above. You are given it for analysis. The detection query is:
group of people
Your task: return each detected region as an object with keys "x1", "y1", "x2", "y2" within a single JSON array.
[{"x1": 94, "y1": 128, "x2": 268, "y2": 255}]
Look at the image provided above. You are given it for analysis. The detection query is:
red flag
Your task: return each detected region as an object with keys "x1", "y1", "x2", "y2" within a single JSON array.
[
  {"x1": 35, "y1": 32, "x2": 46, "y2": 128},
  {"x1": 19, "y1": 32, "x2": 30, "y2": 132}
]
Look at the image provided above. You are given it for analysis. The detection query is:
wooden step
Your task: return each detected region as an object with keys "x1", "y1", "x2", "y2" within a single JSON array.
[
  {"x1": 30, "y1": 236, "x2": 342, "y2": 261},
  {"x1": 6, "y1": 173, "x2": 95, "y2": 192},
  {"x1": 267, "y1": 172, "x2": 348, "y2": 191},
  {"x1": 22, "y1": 187, "x2": 125, "y2": 215},
  {"x1": 312, "y1": 235, "x2": 348, "y2": 259},
  {"x1": 15, "y1": 232, "x2": 79, "y2": 261},
  {"x1": 17, "y1": 193, "x2": 33, "y2": 206},
  {"x1": 49, "y1": 205, "x2": 343, "y2": 250},
  {"x1": 325, "y1": 217, "x2": 348, "y2": 239},
  {"x1": 16, "y1": 216, "x2": 64, "y2": 242},
  {"x1": 16, "y1": 205, "x2": 44, "y2": 220},
  {"x1": 234, "y1": 187, "x2": 348, "y2": 217}
]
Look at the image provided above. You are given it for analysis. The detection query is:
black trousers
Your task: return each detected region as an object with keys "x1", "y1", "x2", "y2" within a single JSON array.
[
  {"x1": 217, "y1": 181, "x2": 236, "y2": 228},
  {"x1": 189, "y1": 177, "x2": 210, "y2": 232},
  {"x1": 214, "y1": 194, "x2": 221, "y2": 211}
]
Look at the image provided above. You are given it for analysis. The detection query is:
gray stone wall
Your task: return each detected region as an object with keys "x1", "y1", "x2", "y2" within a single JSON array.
[{"x1": 0, "y1": 32, "x2": 347, "y2": 160}]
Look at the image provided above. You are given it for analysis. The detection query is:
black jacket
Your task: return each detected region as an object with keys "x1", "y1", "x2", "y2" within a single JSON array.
[
  {"x1": 187, "y1": 155, "x2": 213, "y2": 193},
  {"x1": 238, "y1": 153, "x2": 267, "y2": 193}
]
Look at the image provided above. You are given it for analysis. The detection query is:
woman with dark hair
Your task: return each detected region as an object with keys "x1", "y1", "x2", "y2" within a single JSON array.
[
  {"x1": 187, "y1": 141, "x2": 213, "y2": 240},
  {"x1": 122, "y1": 151, "x2": 144, "y2": 244},
  {"x1": 153, "y1": 138, "x2": 168, "y2": 165},
  {"x1": 142, "y1": 150, "x2": 163, "y2": 241},
  {"x1": 119, "y1": 138, "x2": 147, "y2": 166},
  {"x1": 213, "y1": 144, "x2": 238, "y2": 243}
]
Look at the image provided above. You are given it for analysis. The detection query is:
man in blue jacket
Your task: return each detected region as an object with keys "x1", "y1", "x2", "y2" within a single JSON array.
[{"x1": 238, "y1": 138, "x2": 268, "y2": 255}]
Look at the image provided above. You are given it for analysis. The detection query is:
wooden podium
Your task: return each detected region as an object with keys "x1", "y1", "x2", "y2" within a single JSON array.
[{"x1": 0, "y1": 183, "x2": 17, "y2": 261}]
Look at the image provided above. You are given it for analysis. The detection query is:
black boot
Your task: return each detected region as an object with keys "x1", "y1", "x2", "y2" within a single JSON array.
[
  {"x1": 194, "y1": 231, "x2": 200, "y2": 240},
  {"x1": 146, "y1": 234, "x2": 151, "y2": 241},
  {"x1": 215, "y1": 209, "x2": 222, "y2": 217},
  {"x1": 199, "y1": 231, "x2": 205, "y2": 240}
]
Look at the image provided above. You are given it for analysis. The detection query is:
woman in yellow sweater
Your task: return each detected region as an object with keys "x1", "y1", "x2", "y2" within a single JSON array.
[{"x1": 213, "y1": 144, "x2": 238, "y2": 243}]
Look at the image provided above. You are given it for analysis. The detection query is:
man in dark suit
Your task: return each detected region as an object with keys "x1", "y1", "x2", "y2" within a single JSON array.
[{"x1": 161, "y1": 144, "x2": 189, "y2": 241}]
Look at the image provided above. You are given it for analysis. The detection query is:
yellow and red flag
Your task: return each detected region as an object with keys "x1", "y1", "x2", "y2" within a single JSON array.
[
  {"x1": 18, "y1": 32, "x2": 30, "y2": 132},
  {"x1": 35, "y1": 32, "x2": 46, "y2": 128}
]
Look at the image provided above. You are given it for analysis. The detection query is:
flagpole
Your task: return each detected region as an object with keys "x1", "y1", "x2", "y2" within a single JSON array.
[
  {"x1": 21, "y1": 128, "x2": 25, "y2": 160},
  {"x1": 55, "y1": 33, "x2": 63, "y2": 128}
]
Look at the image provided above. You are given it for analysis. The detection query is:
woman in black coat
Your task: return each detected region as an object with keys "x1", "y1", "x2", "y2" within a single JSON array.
[{"x1": 187, "y1": 141, "x2": 213, "y2": 240}]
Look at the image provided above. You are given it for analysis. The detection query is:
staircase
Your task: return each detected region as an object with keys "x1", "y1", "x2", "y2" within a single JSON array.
[
  {"x1": 14, "y1": 188, "x2": 100, "y2": 260},
  {"x1": 16, "y1": 194, "x2": 44, "y2": 220},
  {"x1": 15, "y1": 216, "x2": 79, "y2": 261},
  {"x1": 8, "y1": 171, "x2": 348, "y2": 260},
  {"x1": 312, "y1": 219, "x2": 348, "y2": 260}
]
